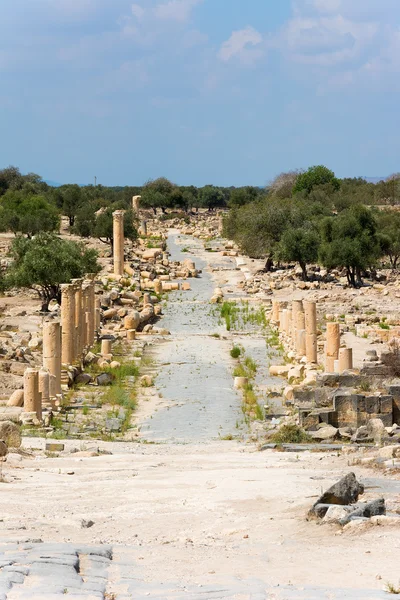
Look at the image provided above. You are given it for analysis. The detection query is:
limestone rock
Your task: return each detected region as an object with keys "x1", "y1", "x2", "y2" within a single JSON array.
[
  {"x1": 322, "y1": 505, "x2": 353, "y2": 524},
  {"x1": 0, "y1": 421, "x2": 21, "y2": 448},
  {"x1": 309, "y1": 426, "x2": 338, "y2": 441},
  {"x1": 0, "y1": 441, "x2": 7, "y2": 457},
  {"x1": 310, "y1": 472, "x2": 364, "y2": 516},
  {"x1": 367, "y1": 418, "x2": 387, "y2": 442},
  {"x1": 340, "y1": 498, "x2": 386, "y2": 525}
]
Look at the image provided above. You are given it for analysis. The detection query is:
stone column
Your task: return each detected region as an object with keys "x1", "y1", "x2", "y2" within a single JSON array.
[
  {"x1": 304, "y1": 301, "x2": 317, "y2": 364},
  {"x1": 296, "y1": 330, "x2": 306, "y2": 357},
  {"x1": 24, "y1": 368, "x2": 41, "y2": 420},
  {"x1": 339, "y1": 348, "x2": 353, "y2": 373},
  {"x1": 295, "y1": 305, "x2": 306, "y2": 356},
  {"x1": 81, "y1": 283, "x2": 90, "y2": 350},
  {"x1": 292, "y1": 300, "x2": 303, "y2": 343},
  {"x1": 140, "y1": 220, "x2": 147, "y2": 237},
  {"x1": 101, "y1": 339, "x2": 112, "y2": 357},
  {"x1": 113, "y1": 210, "x2": 125, "y2": 277},
  {"x1": 326, "y1": 322, "x2": 340, "y2": 373},
  {"x1": 71, "y1": 279, "x2": 83, "y2": 361},
  {"x1": 143, "y1": 293, "x2": 152, "y2": 307},
  {"x1": 43, "y1": 321, "x2": 62, "y2": 395},
  {"x1": 95, "y1": 297, "x2": 101, "y2": 334},
  {"x1": 132, "y1": 195, "x2": 141, "y2": 215},
  {"x1": 61, "y1": 284, "x2": 76, "y2": 366},
  {"x1": 286, "y1": 309, "x2": 292, "y2": 336},
  {"x1": 83, "y1": 279, "x2": 95, "y2": 347},
  {"x1": 271, "y1": 300, "x2": 280, "y2": 324},
  {"x1": 154, "y1": 280, "x2": 162, "y2": 295},
  {"x1": 39, "y1": 368, "x2": 51, "y2": 409},
  {"x1": 279, "y1": 309, "x2": 288, "y2": 333}
]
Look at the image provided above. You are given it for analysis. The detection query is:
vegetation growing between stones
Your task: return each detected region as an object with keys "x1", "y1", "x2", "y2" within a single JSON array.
[
  {"x1": 233, "y1": 352, "x2": 263, "y2": 421},
  {"x1": 220, "y1": 301, "x2": 267, "y2": 332},
  {"x1": 270, "y1": 424, "x2": 313, "y2": 444}
]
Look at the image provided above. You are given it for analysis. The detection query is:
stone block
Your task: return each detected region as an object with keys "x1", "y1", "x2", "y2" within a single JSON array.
[
  {"x1": 365, "y1": 396, "x2": 380, "y2": 414},
  {"x1": 332, "y1": 393, "x2": 359, "y2": 428},
  {"x1": 380, "y1": 395, "x2": 393, "y2": 414},
  {"x1": 45, "y1": 443, "x2": 65, "y2": 452}
]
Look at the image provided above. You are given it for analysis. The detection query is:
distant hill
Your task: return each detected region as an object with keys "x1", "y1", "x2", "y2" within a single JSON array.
[{"x1": 45, "y1": 180, "x2": 61, "y2": 187}]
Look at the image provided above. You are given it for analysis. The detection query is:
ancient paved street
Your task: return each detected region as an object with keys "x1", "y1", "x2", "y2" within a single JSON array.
[{"x1": 0, "y1": 233, "x2": 397, "y2": 599}]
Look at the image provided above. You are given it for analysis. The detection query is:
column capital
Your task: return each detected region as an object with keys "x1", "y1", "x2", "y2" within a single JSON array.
[
  {"x1": 61, "y1": 283, "x2": 75, "y2": 296},
  {"x1": 113, "y1": 210, "x2": 125, "y2": 221}
]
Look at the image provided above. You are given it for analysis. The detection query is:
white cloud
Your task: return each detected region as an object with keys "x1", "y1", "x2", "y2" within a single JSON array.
[
  {"x1": 131, "y1": 4, "x2": 145, "y2": 20},
  {"x1": 153, "y1": 0, "x2": 202, "y2": 23},
  {"x1": 279, "y1": 9, "x2": 378, "y2": 66},
  {"x1": 218, "y1": 26, "x2": 263, "y2": 63}
]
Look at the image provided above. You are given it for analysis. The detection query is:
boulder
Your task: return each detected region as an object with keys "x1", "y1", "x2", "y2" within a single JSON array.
[
  {"x1": 75, "y1": 373, "x2": 93, "y2": 385},
  {"x1": 309, "y1": 426, "x2": 338, "y2": 441},
  {"x1": 83, "y1": 352, "x2": 97, "y2": 366},
  {"x1": 0, "y1": 441, "x2": 7, "y2": 457},
  {"x1": 322, "y1": 505, "x2": 354, "y2": 524},
  {"x1": 340, "y1": 498, "x2": 386, "y2": 525},
  {"x1": 0, "y1": 421, "x2": 21, "y2": 448},
  {"x1": 351, "y1": 426, "x2": 373, "y2": 443},
  {"x1": 269, "y1": 365, "x2": 290, "y2": 377},
  {"x1": 377, "y1": 445, "x2": 400, "y2": 459},
  {"x1": 310, "y1": 472, "x2": 364, "y2": 516},
  {"x1": 367, "y1": 418, "x2": 387, "y2": 442},
  {"x1": 96, "y1": 373, "x2": 113, "y2": 386}
]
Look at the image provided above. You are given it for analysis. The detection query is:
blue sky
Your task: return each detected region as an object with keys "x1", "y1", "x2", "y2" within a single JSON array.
[{"x1": 1, "y1": 0, "x2": 400, "y2": 186}]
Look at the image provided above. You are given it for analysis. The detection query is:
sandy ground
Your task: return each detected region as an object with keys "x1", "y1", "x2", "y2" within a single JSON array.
[{"x1": 1, "y1": 441, "x2": 400, "y2": 598}]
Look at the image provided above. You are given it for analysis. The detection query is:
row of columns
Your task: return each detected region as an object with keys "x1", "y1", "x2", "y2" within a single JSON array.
[
  {"x1": 273, "y1": 299, "x2": 318, "y2": 364},
  {"x1": 24, "y1": 277, "x2": 98, "y2": 418},
  {"x1": 272, "y1": 298, "x2": 353, "y2": 373}
]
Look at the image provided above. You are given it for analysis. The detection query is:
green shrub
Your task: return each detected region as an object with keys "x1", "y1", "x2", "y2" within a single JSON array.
[
  {"x1": 270, "y1": 424, "x2": 312, "y2": 444},
  {"x1": 230, "y1": 346, "x2": 241, "y2": 359}
]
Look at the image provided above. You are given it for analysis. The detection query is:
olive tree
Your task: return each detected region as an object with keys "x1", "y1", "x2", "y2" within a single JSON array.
[{"x1": 5, "y1": 233, "x2": 101, "y2": 311}]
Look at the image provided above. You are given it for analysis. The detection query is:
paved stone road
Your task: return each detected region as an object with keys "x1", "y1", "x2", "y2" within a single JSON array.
[{"x1": 0, "y1": 542, "x2": 389, "y2": 599}]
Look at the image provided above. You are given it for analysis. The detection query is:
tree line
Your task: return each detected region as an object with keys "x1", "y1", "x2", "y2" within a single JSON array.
[
  {"x1": 1, "y1": 164, "x2": 400, "y2": 290},
  {"x1": 223, "y1": 166, "x2": 400, "y2": 287}
]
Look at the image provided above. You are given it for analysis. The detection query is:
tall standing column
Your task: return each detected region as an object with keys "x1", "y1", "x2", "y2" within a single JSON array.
[
  {"x1": 39, "y1": 368, "x2": 51, "y2": 409},
  {"x1": 113, "y1": 210, "x2": 125, "y2": 277},
  {"x1": 304, "y1": 301, "x2": 318, "y2": 364},
  {"x1": 43, "y1": 321, "x2": 62, "y2": 396},
  {"x1": 132, "y1": 195, "x2": 141, "y2": 215},
  {"x1": 326, "y1": 322, "x2": 340, "y2": 373},
  {"x1": 24, "y1": 368, "x2": 41, "y2": 420},
  {"x1": 271, "y1": 300, "x2": 280, "y2": 324},
  {"x1": 292, "y1": 300, "x2": 303, "y2": 345},
  {"x1": 72, "y1": 278, "x2": 83, "y2": 361},
  {"x1": 95, "y1": 297, "x2": 101, "y2": 335},
  {"x1": 81, "y1": 283, "x2": 90, "y2": 350},
  {"x1": 295, "y1": 306, "x2": 306, "y2": 357},
  {"x1": 83, "y1": 278, "x2": 95, "y2": 347},
  {"x1": 61, "y1": 284, "x2": 76, "y2": 366}
]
